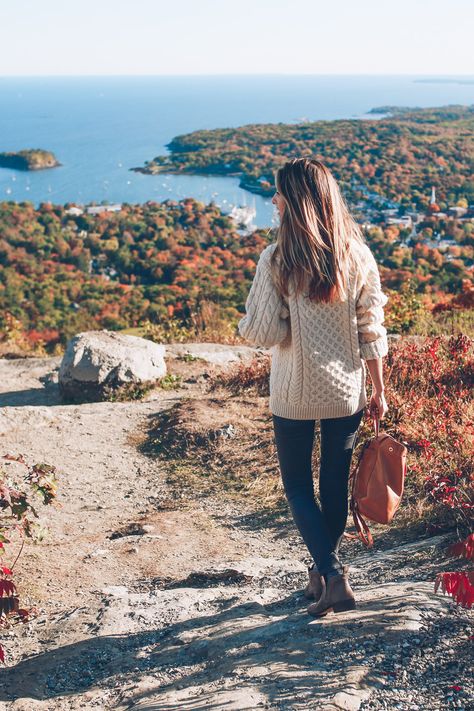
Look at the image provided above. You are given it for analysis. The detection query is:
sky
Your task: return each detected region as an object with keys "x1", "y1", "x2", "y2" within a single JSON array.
[{"x1": 0, "y1": 0, "x2": 473, "y2": 76}]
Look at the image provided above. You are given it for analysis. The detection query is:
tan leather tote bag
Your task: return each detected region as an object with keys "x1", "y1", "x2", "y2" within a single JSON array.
[{"x1": 346, "y1": 414, "x2": 408, "y2": 548}]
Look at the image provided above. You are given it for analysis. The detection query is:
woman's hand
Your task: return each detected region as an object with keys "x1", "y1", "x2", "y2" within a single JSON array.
[{"x1": 368, "y1": 390, "x2": 388, "y2": 420}]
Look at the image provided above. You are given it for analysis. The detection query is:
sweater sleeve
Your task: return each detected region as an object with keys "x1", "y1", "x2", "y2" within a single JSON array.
[
  {"x1": 356, "y1": 247, "x2": 389, "y2": 360},
  {"x1": 238, "y1": 246, "x2": 290, "y2": 348}
]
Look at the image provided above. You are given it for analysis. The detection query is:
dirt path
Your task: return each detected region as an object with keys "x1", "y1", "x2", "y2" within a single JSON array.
[{"x1": 0, "y1": 353, "x2": 472, "y2": 711}]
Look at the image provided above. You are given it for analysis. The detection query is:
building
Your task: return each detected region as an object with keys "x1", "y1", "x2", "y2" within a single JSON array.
[
  {"x1": 381, "y1": 208, "x2": 399, "y2": 218},
  {"x1": 386, "y1": 215, "x2": 413, "y2": 228},
  {"x1": 428, "y1": 185, "x2": 441, "y2": 214},
  {"x1": 65, "y1": 206, "x2": 84, "y2": 217},
  {"x1": 228, "y1": 204, "x2": 257, "y2": 235},
  {"x1": 86, "y1": 204, "x2": 122, "y2": 216},
  {"x1": 448, "y1": 206, "x2": 468, "y2": 218}
]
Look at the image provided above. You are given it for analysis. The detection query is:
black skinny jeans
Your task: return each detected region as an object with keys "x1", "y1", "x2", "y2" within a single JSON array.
[{"x1": 272, "y1": 407, "x2": 365, "y2": 578}]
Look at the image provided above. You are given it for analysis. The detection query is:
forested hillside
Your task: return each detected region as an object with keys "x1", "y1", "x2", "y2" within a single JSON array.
[
  {"x1": 134, "y1": 105, "x2": 474, "y2": 209},
  {"x1": 0, "y1": 198, "x2": 472, "y2": 351}
]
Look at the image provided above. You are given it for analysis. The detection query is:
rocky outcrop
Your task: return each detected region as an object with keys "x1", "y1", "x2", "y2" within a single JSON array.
[{"x1": 58, "y1": 330, "x2": 166, "y2": 402}]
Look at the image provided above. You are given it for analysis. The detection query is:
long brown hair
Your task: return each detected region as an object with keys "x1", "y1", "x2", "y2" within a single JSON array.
[{"x1": 270, "y1": 158, "x2": 366, "y2": 303}]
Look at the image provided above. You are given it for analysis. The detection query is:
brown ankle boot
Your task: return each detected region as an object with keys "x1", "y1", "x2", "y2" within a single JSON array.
[
  {"x1": 303, "y1": 564, "x2": 323, "y2": 601},
  {"x1": 307, "y1": 565, "x2": 356, "y2": 617}
]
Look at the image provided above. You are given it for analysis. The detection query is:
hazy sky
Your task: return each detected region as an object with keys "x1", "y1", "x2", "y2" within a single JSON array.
[{"x1": 1, "y1": 0, "x2": 473, "y2": 76}]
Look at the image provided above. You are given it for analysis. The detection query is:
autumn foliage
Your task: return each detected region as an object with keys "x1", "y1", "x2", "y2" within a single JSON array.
[
  {"x1": 435, "y1": 534, "x2": 474, "y2": 609},
  {"x1": 137, "y1": 105, "x2": 474, "y2": 210},
  {"x1": 0, "y1": 199, "x2": 472, "y2": 356}
]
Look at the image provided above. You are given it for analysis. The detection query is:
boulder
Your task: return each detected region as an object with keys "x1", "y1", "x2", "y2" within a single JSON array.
[{"x1": 58, "y1": 330, "x2": 166, "y2": 402}]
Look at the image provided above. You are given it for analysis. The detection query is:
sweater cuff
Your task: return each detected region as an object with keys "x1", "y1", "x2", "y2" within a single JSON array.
[{"x1": 359, "y1": 335, "x2": 389, "y2": 360}]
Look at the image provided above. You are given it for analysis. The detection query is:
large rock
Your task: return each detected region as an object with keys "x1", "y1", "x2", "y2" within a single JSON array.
[{"x1": 58, "y1": 330, "x2": 166, "y2": 402}]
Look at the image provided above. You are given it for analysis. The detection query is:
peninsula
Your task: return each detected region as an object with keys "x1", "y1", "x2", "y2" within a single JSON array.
[
  {"x1": 131, "y1": 104, "x2": 474, "y2": 210},
  {"x1": 0, "y1": 149, "x2": 61, "y2": 171}
]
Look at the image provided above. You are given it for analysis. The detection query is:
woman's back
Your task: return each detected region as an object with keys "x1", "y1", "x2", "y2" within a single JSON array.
[{"x1": 238, "y1": 239, "x2": 389, "y2": 420}]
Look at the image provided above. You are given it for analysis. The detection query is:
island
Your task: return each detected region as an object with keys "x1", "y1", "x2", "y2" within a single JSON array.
[
  {"x1": 0, "y1": 149, "x2": 61, "y2": 171},
  {"x1": 131, "y1": 104, "x2": 474, "y2": 210}
]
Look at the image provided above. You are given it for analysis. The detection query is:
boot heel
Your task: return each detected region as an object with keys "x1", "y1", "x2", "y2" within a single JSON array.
[{"x1": 333, "y1": 598, "x2": 356, "y2": 613}]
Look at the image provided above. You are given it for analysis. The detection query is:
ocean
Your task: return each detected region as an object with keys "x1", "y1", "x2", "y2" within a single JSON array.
[{"x1": 0, "y1": 74, "x2": 473, "y2": 227}]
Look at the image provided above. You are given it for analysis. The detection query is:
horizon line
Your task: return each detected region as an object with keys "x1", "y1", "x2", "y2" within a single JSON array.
[{"x1": 1, "y1": 72, "x2": 474, "y2": 79}]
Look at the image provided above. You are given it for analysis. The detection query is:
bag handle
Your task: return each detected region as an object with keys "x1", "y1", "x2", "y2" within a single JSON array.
[
  {"x1": 352, "y1": 503, "x2": 374, "y2": 547},
  {"x1": 347, "y1": 404, "x2": 381, "y2": 454},
  {"x1": 372, "y1": 409, "x2": 380, "y2": 438}
]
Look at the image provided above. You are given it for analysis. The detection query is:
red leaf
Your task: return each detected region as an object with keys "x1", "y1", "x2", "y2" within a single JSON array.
[
  {"x1": 0, "y1": 646, "x2": 4, "y2": 664},
  {"x1": 0, "y1": 567, "x2": 12, "y2": 576},
  {"x1": 447, "y1": 534, "x2": 474, "y2": 561},
  {"x1": 435, "y1": 571, "x2": 474, "y2": 608},
  {"x1": 0, "y1": 580, "x2": 16, "y2": 596}
]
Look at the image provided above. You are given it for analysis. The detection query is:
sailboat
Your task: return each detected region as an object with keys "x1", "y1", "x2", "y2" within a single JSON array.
[{"x1": 228, "y1": 194, "x2": 257, "y2": 231}]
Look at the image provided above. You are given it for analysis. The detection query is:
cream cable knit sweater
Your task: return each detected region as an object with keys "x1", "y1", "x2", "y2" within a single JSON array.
[{"x1": 238, "y1": 241, "x2": 389, "y2": 420}]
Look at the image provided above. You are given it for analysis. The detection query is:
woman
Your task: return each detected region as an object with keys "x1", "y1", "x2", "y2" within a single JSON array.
[{"x1": 238, "y1": 158, "x2": 389, "y2": 618}]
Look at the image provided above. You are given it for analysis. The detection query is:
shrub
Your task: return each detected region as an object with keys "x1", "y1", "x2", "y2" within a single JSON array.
[{"x1": 0, "y1": 455, "x2": 58, "y2": 664}]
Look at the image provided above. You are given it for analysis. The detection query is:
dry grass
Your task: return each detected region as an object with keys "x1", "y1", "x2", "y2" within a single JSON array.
[
  {"x1": 138, "y1": 391, "x2": 289, "y2": 509},
  {"x1": 138, "y1": 336, "x2": 473, "y2": 540}
]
